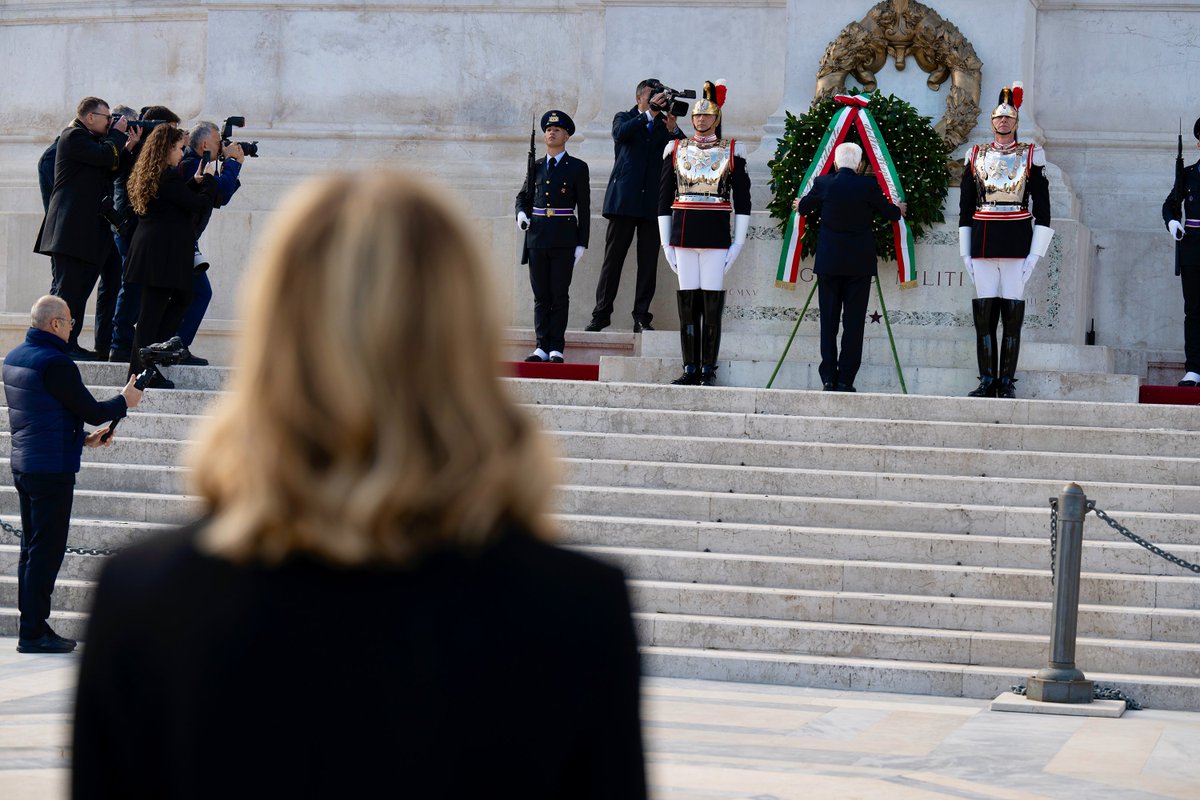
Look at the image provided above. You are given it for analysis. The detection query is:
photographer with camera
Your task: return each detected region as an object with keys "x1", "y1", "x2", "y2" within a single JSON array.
[
  {"x1": 34, "y1": 97, "x2": 142, "y2": 360},
  {"x1": 164, "y1": 119, "x2": 249, "y2": 365},
  {"x1": 108, "y1": 107, "x2": 181, "y2": 361},
  {"x1": 3, "y1": 295, "x2": 143, "y2": 653},
  {"x1": 585, "y1": 79, "x2": 685, "y2": 333},
  {"x1": 123, "y1": 126, "x2": 219, "y2": 387}
]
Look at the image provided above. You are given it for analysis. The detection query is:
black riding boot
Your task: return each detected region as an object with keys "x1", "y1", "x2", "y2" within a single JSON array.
[
  {"x1": 995, "y1": 299, "x2": 1026, "y2": 399},
  {"x1": 699, "y1": 290, "x2": 726, "y2": 387},
  {"x1": 671, "y1": 290, "x2": 703, "y2": 385},
  {"x1": 967, "y1": 297, "x2": 1001, "y2": 397}
]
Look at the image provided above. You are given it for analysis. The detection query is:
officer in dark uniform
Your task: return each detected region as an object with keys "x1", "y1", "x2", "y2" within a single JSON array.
[
  {"x1": 1162, "y1": 116, "x2": 1200, "y2": 387},
  {"x1": 514, "y1": 110, "x2": 590, "y2": 363}
]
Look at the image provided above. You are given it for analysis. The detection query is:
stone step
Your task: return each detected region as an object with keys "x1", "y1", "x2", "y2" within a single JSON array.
[
  {"x1": 73, "y1": 362, "x2": 231, "y2": 391},
  {"x1": 561, "y1": 457, "x2": 1200, "y2": 516},
  {"x1": 575, "y1": 545, "x2": 1198, "y2": 611},
  {"x1": 0, "y1": 433, "x2": 192, "y2": 466},
  {"x1": 506, "y1": 379, "x2": 1200, "y2": 431},
  {"x1": 632, "y1": 612, "x2": 1200, "y2": 679},
  {"x1": 638, "y1": 330, "x2": 1117, "y2": 373},
  {"x1": 0, "y1": 411, "x2": 204, "y2": 442},
  {"x1": 0, "y1": 459, "x2": 186, "y2": 495},
  {"x1": 0, "y1": 608, "x2": 89, "y2": 642},
  {"x1": 557, "y1": 485, "x2": 1200, "y2": 545},
  {"x1": 502, "y1": 327, "x2": 636, "y2": 364},
  {"x1": 558, "y1": 514, "x2": 1200, "y2": 576},
  {"x1": 81, "y1": 385, "x2": 222, "y2": 417},
  {"x1": 0, "y1": 486, "x2": 200, "y2": 526},
  {"x1": 599, "y1": 356, "x2": 1141, "y2": 402},
  {"x1": 528, "y1": 405, "x2": 1200, "y2": 459},
  {"x1": 549, "y1": 431, "x2": 1200, "y2": 487},
  {"x1": 0, "y1": 543, "x2": 116, "y2": 582},
  {"x1": 0, "y1": 576, "x2": 94, "y2": 618},
  {"x1": 639, "y1": 646, "x2": 1200, "y2": 711},
  {"x1": 627, "y1": 580, "x2": 1200, "y2": 644}
]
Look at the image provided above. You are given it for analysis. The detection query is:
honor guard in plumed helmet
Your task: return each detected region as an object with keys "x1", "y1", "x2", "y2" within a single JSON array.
[
  {"x1": 540, "y1": 110, "x2": 575, "y2": 136},
  {"x1": 690, "y1": 80, "x2": 725, "y2": 120},
  {"x1": 991, "y1": 82, "x2": 1023, "y2": 122}
]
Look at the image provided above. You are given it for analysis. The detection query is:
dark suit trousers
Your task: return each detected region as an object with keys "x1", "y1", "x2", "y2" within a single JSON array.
[
  {"x1": 92, "y1": 236, "x2": 122, "y2": 355},
  {"x1": 529, "y1": 247, "x2": 574, "y2": 354},
  {"x1": 592, "y1": 216, "x2": 658, "y2": 324},
  {"x1": 13, "y1": 471, "x2": 75, "y2": 640},
  {"x1": 130, "y1": 285, "x2": 193, "y2": 375},
  {"x1": 51, "y1": 252, "x2": 102, "y2": 350},
  {"x1": 1182, "y1": 260, "x2": 1200, "y2": 373},
  {"x1": 818, "y1": 275, "x2": 872, "y2": 386}
]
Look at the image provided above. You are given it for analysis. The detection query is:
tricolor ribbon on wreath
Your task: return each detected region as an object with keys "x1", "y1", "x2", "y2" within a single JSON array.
[{"x1": 775, "y1": 93, "x2": 918, "y2": 290}]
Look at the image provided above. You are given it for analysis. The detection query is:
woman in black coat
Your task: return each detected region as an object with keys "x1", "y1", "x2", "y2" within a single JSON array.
[
  {"x1": 123, "y1": 125, "x2": 217, "y2": 384},
  {"x1": 72, "y1": 172, "x2": 648, "y2": 799}
]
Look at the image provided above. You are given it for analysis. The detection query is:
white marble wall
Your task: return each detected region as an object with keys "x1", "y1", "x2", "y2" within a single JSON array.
[{"x1": 0, "y1": 0, "x2": 1194, "y2": 356}]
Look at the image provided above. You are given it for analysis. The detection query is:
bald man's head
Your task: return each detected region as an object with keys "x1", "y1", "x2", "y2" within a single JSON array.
[{"x1": 31, "y1": 296, "x2": 70, "y2": 340}]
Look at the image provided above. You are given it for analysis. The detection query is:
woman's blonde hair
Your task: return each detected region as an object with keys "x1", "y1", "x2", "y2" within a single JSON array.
[
  {"x1": 189, "y1": 171, "x2": 558, "y2": 565},
  {"x1": 127, "y1": 125, "x2": 184, "y2": 216}
]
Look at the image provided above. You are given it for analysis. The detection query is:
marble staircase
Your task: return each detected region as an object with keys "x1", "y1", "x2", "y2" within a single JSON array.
[{"x1": 2, "y1": 364, "x2": 1199, "y2": 709}]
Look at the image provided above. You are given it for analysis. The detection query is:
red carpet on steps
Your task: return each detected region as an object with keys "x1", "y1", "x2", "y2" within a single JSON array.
[
  {"x1": 505, "y1": 361, "x2": 600, "y2": 381},
  {"x1": 1139, "y1": 385, "x2": 1200, "y2": 405}
]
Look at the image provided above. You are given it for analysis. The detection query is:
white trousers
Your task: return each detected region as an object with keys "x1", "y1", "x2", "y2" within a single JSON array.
[
  {"x1": 972, "y1": 258, "x2": 1025, "y2": 300},
  {"x1": 676, "y1": 248, "x2": 728, "y2": 291}
]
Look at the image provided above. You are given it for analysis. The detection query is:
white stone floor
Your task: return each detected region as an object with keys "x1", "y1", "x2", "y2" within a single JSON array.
[{"x1": 2, "y1": 639, "x2": 1199, "y2": 799}]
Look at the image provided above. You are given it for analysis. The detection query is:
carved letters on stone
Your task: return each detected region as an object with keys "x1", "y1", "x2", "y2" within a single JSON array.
[{"x1": 814, "y1": 0, "x2": 982, "y2": 151}]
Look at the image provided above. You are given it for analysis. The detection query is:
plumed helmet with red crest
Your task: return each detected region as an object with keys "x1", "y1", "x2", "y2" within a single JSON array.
[
  {"x1": 991, "y1": 82, "x2": 1023, "y2": 121},
  {"x1": 691, "y1": 80, "x2": 727, "y2": 119}
]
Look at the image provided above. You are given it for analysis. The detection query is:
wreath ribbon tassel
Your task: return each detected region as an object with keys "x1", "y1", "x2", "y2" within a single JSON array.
[{"x1": 775, "y1": 93, "x2": 918, "y2": 290}]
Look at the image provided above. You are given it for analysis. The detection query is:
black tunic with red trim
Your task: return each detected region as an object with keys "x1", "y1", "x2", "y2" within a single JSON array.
[
  {"x1": 958, "y1": 143, "x2": 1051, "y2": 259},
  {"x1": 657, "y1": 141, "x2": 751, "y2": 250}
]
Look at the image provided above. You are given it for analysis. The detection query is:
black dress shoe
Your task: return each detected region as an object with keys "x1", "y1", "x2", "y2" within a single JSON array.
[
  {"x1": 67, "y1": 346, "x2": 97, "y2": 362},
  {"x1": 822, "y1": 382, "x2": 836, "y2": 391},
  {"x1": 1178, "y1": 380, "x2": 1198, "y2": 387},
  {"x1": 45, "y1": 625, "x2": 76, "y2": 648},
  {"x1": 145, "y1": 372, "x2": 176, "y2": 389},
  {"x1": 633, "y1": 320, "x2": 655, "y2": 333},
  {"x1": 108, "y1": 349, "x2": 131, "y2": 363},
  {"x1": 550, "y1": 355, "x2": 564, "y2": 363},
  {"x1": 584, "y1": 320, "x2": 609, "y2": 332},
  {"x1": 836, "y1": 383, "x2": 856, "y2": 392},
  {"x1": 524, "y1": 353, "x2": 546, "y2": 363},
  {"x1": 16, "y1": 633, "x2": 76, "y2": 654},
  {"x1": 181, "y1": 348, "x2": 209, "y2": 366}
]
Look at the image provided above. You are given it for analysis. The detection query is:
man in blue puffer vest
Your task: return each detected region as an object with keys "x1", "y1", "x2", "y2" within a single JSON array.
[{"x1": 3, "y1": 295, "x2": 142, "y2": 653}]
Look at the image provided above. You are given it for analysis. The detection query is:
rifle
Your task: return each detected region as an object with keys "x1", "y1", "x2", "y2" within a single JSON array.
[
  {"x1": 519, "y1": 121, "x2": 536, "y2": 265},
  {"x1": 1175, "y1": 119, "x2": 1186, "y2": 276}
]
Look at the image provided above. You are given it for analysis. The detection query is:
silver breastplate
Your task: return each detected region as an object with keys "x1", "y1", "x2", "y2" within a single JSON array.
[
  {"x1": 973, "y1": 143, "x2": 1032, "y2": 208},
  {"x1": 674, "y1": 139, "x2": 734, "y2": 205}
]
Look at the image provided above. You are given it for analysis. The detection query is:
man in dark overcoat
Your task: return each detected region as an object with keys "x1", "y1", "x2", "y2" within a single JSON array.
[
  {"x1": 585, "y1": 79, "x2": 683, "y2": 333},
  {"x1": 34, "y1": 97, "x2": 139, "y2": 359},
  {"x1": 515, "y1": 110, "x2": 590, "y2": 363},
  {"x1": 795, "y1": 142, "x2": 905, "y2": 392}
]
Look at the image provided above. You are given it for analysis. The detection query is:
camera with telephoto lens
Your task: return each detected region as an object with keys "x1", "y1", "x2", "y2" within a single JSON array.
[
  {"x1": 125, "y1": 118, "x2": 170, "y2": 132},
  {"x1": 220, "y1": 115, "x2": 259, "y2": 158},
  {"x1": 646, "y1": 82, "x2": 696, "y2": 118}
]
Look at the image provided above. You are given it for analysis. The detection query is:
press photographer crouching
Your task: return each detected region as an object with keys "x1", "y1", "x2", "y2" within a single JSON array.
[
  {"x1": 169, "y1": 118, "x2": 251, "y2": 366},
  {"x1": 123, "y1": 126, "x2": 218, "y2": 387}
]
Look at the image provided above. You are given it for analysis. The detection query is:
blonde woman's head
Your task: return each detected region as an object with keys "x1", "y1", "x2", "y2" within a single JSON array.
[{"x1": 189, "y1": 170, "x2": 557, "y2": 564}]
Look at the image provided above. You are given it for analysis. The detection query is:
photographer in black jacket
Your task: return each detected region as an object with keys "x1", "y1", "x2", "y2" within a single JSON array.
[{"x1": 34, "y1": 97, "x2": 141, "y2": 360}]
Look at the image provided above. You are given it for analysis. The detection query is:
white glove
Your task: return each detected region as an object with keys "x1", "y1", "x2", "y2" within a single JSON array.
[
  {"x1": 723, "y1": 243, "x2": 742, "y2": 274},
  {"x1": 962, "y1": 256, "x2": 975, "y2": 284},
  {"x1": 662, "y1": 246, "x2": 677, "y2": 272},
  {"x1": 724, "y1": 214, "x2": 750, "y2": 273},
  {"x1": 516, "y1": 211, "x2": 530, "y2": 231},
  {"x1": 657, "y1": 215, "x2": 676, "y2": 272},
  {"x1": 573, "y1": 246, "x2": 584, "y2": 268},
  {"x1": 1169, "y1": 220, "x2": 1186, "y2": 241},
  {"x1": 1021, "y1": 254, "x2": 1038, "y2": 285}
]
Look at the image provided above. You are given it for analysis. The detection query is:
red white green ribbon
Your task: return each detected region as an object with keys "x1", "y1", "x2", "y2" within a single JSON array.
[{"x1": 776, "y1": 94, "x2": 917, "y2": 290}]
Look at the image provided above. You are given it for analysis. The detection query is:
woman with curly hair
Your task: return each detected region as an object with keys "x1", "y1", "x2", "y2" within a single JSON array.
[{"x1": 123, "y1": 124, "x2": 217, "y2": 386}]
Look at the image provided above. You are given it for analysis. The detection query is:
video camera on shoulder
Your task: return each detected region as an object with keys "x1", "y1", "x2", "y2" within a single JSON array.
[
  {"x1": 220, "y1": 116, "x2": 259, "y2": 158},
  {"x1": 647, "y1": 82, "x2": 696, "y2": 118}
]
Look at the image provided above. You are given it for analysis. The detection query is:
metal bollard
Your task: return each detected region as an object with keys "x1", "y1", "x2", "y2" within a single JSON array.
[{"x1": 1027, "y1": 483, "x2": 1094, "y2": 703}]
